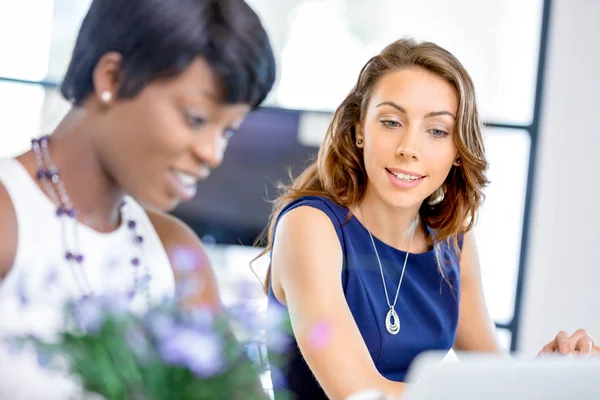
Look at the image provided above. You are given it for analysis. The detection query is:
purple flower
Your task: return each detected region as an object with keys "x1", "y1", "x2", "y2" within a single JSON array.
[
  {"x1": 2, "y1": 338, "x2": 23, "y2": 356},
  {"x1": 147, "y1": 313, "x2": 176, "y2": 340},
  {"x1": 187, "y1": 306, "x2": 216, "y2": 331},
  {"x1": 266, "y1": 330, "x2": 291, "y2": 354},
  {"x1": 265, "y1": 307, "x2": 291, "y2": 353},
  {"x1": 125, "y1": 327, "x2": 151, "y2": 363},
  {"x1": 170, "y1": 247, "x2": 203, "y2": 275},
  {"x1": 36, "y1": 348, "x2": 53, "y2": 368},
  {"x1": 96, "y1": 293, "x2": 130, "y2": 316},
  {"x1": 73, "y1": 297, "x2": 105, "y2": 332},
  {"x1": 227, "y1": 280, "x2": 265, "y2": 332},
  {"x1": 237, "y1": 279, "x2": 256, "y2": 299},
  {"x1": 158, "y1": 327, "x2": 224, "y2": 378},
  {"x1": 229, "y1": 303, "x2": 262, "y2": 333},
  {"x1": 175, "y1": 276, "x2": 204, "y2": 302}
]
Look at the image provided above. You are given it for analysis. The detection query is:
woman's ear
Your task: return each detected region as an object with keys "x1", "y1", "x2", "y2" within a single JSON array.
[
  {"x1": 92, "y1": 52, "x2": 123, "y2": 106},
  {"x1": 355, "y1": 123, "x2": 364, "y2": 147}
]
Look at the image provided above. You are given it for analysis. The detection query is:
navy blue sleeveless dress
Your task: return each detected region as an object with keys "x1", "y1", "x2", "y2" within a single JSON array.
[{"x1": 267, "y1": 196, "x2": 461, "y2": 399}]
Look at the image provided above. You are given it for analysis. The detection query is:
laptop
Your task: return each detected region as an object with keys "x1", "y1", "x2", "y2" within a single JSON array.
[{"x1": 402, "y1": 350, "x2": 600, "y2": 400}]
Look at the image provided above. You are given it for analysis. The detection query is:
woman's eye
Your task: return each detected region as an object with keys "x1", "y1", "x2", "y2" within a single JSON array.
[
  {"x1": 429, "y1": 129, "x2": 449, "y2": 138},
  {"x1": 185, "y1": 113, "x2": 206, "y2": 127},
  {"x1": 381, "y1": 120, "x2": 401, "y2": 129}
]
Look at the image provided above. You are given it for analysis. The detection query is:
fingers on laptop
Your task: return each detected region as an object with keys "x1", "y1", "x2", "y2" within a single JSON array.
[{"x1": 538, "y1": 329, "x2": 597, "y2": 356}]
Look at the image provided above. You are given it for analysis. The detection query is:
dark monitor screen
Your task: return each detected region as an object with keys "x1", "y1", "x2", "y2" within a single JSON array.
[{"x1": 171, "y1": 107, "x2": 319, "y2": 246}]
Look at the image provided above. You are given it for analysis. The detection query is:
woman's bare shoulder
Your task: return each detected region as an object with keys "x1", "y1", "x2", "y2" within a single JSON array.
[{"x1": 0, "y1": 182, "x2": 18, "y2": 279}]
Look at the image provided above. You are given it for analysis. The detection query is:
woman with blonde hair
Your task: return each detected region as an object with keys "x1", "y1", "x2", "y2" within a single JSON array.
[{"x1": 261, "y1": 38, "x2": 598, "y2": 399}]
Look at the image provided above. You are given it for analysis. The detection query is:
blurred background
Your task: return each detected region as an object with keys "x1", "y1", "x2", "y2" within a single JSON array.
[{"x1": 0, "y1": 0, "x2": 598, "y2": 386}]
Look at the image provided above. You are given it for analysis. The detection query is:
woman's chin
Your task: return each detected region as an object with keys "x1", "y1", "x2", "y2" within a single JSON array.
[
  {"x1": 128, "y1": 191, "x2": 181, "y2": 213},
  {"x1": 380, "y1": 191, "x2": 427, "y2": 210}
]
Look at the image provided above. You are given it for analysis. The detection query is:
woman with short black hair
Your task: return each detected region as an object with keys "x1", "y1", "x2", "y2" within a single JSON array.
[{"x1": 0, "y1": 0, "x2": 275, "y2": 397}]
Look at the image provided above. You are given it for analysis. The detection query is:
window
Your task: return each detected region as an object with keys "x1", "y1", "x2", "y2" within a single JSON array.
[
  {"x1": 256, "y1": 0, "x2": 544, "y2": 125},
  {"x1": 0, "y1": 0, "x2": 54, "y2": 81},
  {"x1": 476, "y1": 129, "x2": 531, "y2": 324},
  {"x1": 0, "y1": 81, "x2": 46, "y2": 158}
]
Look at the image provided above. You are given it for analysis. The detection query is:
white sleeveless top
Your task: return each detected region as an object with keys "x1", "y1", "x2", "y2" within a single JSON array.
[{"x1": 0, "y1": 158, "x2": 176, "y2": 399}]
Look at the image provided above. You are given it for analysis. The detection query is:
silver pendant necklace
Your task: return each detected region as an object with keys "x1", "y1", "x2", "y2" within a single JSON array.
[{"x1": 360, "y1": 208, "x2": 418, "y2": 335}]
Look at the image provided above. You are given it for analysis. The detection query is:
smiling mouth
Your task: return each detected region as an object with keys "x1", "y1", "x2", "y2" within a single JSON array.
[
  {"x1": 385, "y1": 168, "x2": 424, "y2": 182},
  {"x1": 167, "y1": 169, "x2": 201, "y2": 202},
  {"x1": 172, "y1": 170, "x2": 199, "y2": 186}
]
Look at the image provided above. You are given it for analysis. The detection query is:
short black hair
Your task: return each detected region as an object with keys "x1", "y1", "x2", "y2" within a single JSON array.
[{"x1": 61, "y1": 0, "x2": 276, "y2": 108}]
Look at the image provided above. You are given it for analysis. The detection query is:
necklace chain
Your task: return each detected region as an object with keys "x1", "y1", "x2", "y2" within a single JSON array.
[
  {"x1": 359, "y1": 206, "x2": 418, "y2": 334},
  {"x1": 31, "y1": 136, "x2": 151, "y2": 308}
]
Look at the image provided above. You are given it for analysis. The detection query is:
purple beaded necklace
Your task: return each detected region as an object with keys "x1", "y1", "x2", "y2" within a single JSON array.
[{"x1": 31, "y1": 135, "x2": 151, "y2": 307}]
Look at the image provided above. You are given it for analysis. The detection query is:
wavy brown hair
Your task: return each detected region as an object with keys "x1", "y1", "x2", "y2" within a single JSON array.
[{"x1": 256, "y1": 38, "x2": 488, "y2": 291}]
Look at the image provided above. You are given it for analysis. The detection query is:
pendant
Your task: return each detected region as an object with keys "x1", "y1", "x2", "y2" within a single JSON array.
[{"x1": 385, "y1": 307, "x2": 400, "y2": 335}]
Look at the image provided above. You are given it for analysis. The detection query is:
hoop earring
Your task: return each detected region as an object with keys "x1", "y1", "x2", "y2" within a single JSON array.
[{"x1": 428, "y1": 185, "x2": 445, "y2": 206}]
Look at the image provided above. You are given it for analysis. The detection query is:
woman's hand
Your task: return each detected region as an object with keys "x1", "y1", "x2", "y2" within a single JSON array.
[{"x1": 538, "y1": 329, "x2": 600, "y2": 356}]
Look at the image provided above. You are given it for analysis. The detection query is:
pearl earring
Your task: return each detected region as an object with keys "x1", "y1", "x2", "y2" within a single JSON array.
[
  {"x1": 100, "y1": 91, "x2": 112, "y2": 103},
  {"x1": 356, "y1": 138, "x2": 363, "y2": 146}
]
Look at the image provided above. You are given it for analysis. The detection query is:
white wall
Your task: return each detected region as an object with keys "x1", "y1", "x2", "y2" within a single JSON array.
[{"x1": 519, "y1": 0, "x2": 600, "y2": 354}]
